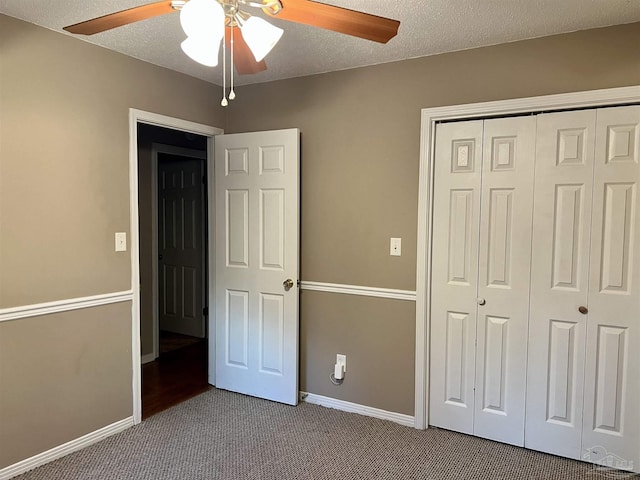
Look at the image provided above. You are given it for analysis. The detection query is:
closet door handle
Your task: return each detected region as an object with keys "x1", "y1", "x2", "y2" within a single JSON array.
[
  {"x1": 477, "y1": 298, "x2": 486, "y2": 306},
  {"x1": 579, "y1": 306, "x2": 588, "y2": 315}
]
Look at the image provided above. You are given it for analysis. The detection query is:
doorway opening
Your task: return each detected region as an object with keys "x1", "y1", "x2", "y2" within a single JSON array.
[
  {"x1": 130, "y1": 109, "x2": 222, "y2": 424},
  {"x1": 137, "y1": 123, "x2": 210, "y2": 419}
]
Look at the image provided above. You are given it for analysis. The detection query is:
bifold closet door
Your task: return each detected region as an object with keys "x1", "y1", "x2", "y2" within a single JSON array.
[
  {"x1": 526, "y1": 106, "x2": 639, "y2": 469},
  {"x1": 525, "y1": 110, "x2": 596, "y2": 459},
  {"x1": 473, "y1": 116, "x2": 536, "y2": 446},
  {"x1": 430, "y1": 116, "x2": 536, "y2": 446},
  {"x1": 581, "y1": 106, "x2": 640, "y2": 468},
  {"x1": 429, "y1": 120, "x2": 483, "y2": 435}
]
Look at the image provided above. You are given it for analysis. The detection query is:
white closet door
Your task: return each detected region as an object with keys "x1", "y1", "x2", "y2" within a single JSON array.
[
  {"x1": 429, "y1": 120, "x2": 483, "y2": 434},
  {"x1": 582, "y1": 106, "x2": 640, "y2": 471},
  {"x1": 525, "y1": 110, "x2": 596, "y2": 459},
  {"x1": 473, "y1": 116, "x2": 536, "y2": 446}
]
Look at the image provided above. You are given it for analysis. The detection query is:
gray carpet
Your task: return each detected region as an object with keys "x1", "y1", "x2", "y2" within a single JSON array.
[{"x1": 15, "y1": 389, "x2": 636, "y2": 479}]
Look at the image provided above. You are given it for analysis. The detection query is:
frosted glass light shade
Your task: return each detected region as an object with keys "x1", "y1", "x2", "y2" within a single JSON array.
[
  {"x1": 181, "y1": 36, "x2": 221, "y2": 67},
  {"x1": 180, "y1": 0, "x2": 225, "y2": 39},
  {"x1": 241, "y1": 16, "x2": 284, "y2": 62}
]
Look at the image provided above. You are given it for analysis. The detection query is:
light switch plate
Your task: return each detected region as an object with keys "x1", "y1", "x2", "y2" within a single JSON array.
[
  {"x1": 390, "y1": 237, "x2": 401, "y2": 256},
  {"x1": 115, "y1": 232, "x2": 127, "y2": 252}
]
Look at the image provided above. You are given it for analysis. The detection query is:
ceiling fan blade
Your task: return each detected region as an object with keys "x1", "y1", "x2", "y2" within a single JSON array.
[
  {"x1": 63, "y1": 1, "x2": 176, "y2": 35},
  {"x1": 225, "y1": 27, "x2": 268, "y2": 75},
  {"x1": 268, "y1": 0, "x2": 400, "y2": 44}
]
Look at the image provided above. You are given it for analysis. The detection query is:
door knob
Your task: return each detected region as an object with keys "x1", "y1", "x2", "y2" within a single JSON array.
[
  {"x1": 283, "y1": 278, "x2": 294, "y2": 291},
  {"x1": 579, "y1": 306, "x2": 588, "y2": 315},
  {"x1": 158, "y1": 254, "x2": 163, "y2": 260},
  {"x1": 477, "y1": 298, "x2": 486, "y2": 306}
]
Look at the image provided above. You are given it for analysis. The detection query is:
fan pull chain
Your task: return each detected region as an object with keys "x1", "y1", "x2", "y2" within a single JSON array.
[
  {"x1": 229, "y1": 26, "x2": 236, "y2": 100},
  {"x1": 221, "y1": 27, "x2": 228, "y2": 107}
]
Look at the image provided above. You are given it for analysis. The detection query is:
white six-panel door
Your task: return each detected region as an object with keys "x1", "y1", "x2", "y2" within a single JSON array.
[
  {"x1": 214, "y1": 129, "x2": 300, "y2": 406},
  {"x1": 526, "y1": 107, "x2": 640, "y2": 471},
  {"x1": 431, "y1": 107, "x2": 639, "y2": 472},
  {"x1": 474, "y1": 116, "x2": 536, "y2": 446},
  {"x1": 430, "y1": 120, "x2": 483, "y2": 435},
  {"x1": 430, "y1": 116, "x2": 536, "y2": 446},
  {"x1": 525, "y1": 109, "x2": 596, "y2": 459},
  {"x1": 157, "y1": 154, "x2": 206, "y2": 338},
  {"x1": 582, "y1": 106, "x2": 639, "y2": 470}
]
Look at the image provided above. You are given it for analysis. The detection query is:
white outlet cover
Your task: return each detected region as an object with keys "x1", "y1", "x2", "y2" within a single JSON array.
[{"x1": 390, "y1": 237, "x2": 402, "y2": 256}]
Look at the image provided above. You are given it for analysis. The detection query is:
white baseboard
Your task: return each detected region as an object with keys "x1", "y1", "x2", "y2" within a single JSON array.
[
  {"x1": 141, "y1": 353, "x2": 156, "y2": 364},
  {"x1": 0, "y1": 417, "x2": 134, "y2": 480},
  {"x1": 300, "y1": 392, "x2": 415, "y2": 428}
]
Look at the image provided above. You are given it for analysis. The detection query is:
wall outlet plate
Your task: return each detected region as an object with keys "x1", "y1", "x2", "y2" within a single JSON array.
[{"x1": 390, "y1": 237, "x2": 401, "y2": 256}]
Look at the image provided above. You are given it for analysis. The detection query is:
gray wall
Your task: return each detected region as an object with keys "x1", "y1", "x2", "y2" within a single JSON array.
[
  {"x1": 226, "y1": 22, "x2": 640, "y2": 414},
  {"x1": 0, "y1": 14, "x2": 224, "y2": 468},
  {"x1": 0, "y1": 304, "x2": 132, "y2": 467},
  {"x1": 1, "y1": 11, "x2": 639, "y2": 468}
]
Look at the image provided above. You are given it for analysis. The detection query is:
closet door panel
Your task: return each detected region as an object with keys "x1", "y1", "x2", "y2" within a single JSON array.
[
  {"x1": 525, "y1": 110, "x2": 596, "y2": 459},
  {"x1": 582, "y1": 106, "x2": 640, "y2": 471},
  {"x1": 429, "y1": 120, "x2": 483, "y2": 434},
  {"x1": 474, "y1": 116, "x2": 536, "y2": 446}
]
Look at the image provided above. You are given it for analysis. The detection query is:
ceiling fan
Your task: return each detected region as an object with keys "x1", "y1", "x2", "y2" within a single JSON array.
[{"x1": 63, "y1": 0, "x2": 401, "y2": 76}]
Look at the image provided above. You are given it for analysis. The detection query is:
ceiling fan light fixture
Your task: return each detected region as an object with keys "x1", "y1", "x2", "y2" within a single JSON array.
[
  {"x1": 181, "y1": 36, "x2": 222, "y2": 67},
  {"x1": 239, "y1": 15, "x2": 284, "y2": 62},
  {"x1": 180, "y1": 0, "x2": 225, "y2": 39}
]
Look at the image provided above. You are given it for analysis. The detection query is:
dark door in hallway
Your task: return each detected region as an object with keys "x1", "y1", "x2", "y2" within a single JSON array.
[{"x1": 158, "y1": 153, "x2": 206, "y2": 338}]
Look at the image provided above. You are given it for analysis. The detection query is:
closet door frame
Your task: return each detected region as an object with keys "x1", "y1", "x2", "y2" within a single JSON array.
[{"x1": 415, "y1": 85, "x2": 640, "y2": 431}]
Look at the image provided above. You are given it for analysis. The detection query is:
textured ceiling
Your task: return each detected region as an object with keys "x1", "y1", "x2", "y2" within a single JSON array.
[{"x1": 1, "y1": 0, "x2": 640, "y2": 86}]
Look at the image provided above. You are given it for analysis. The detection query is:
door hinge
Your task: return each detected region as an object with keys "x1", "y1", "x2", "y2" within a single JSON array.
[{"x1": 203, "y1": 307, "x2": 208, "y2": 316}]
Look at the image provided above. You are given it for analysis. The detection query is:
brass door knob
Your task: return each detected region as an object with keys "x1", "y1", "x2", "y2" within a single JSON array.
[
  {"x1": 579, "y1": 306, "x2": 588, "y2": 315},
  {"x1": 283, "y1": 279, "x2": 294, "y2": 291}
]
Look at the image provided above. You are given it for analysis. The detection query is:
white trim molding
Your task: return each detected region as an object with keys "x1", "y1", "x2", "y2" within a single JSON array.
[
  {"x1": 0, "y1": 417, "x2": 134, "y2": 480},
  {"x1": 0, "y1": 291, "x2": 133, "y2": 323},
  {"x1": 141, "y1": 353, "x2": 156, "y2": 364},
  {"x1": 129, "y1": 108, "x2": 223, "y2": 424},
  {"x1": 300, "y1": 281, "x2": 416, "y2": 301},
  {"x1": 300, "y1": 392, "x2": 415, "y2": 428},
  {"x1": 415, "y1": 85, "x2": 640, "y2": 431}
]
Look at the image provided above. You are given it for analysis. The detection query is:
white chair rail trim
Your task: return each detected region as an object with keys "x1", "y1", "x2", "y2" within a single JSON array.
[
  {"x1": 299, "y1": 281, "x2": 416, "y2": 301},
  {"x1": 0, "y1": 290, "x2": 134, "y2": 323}
]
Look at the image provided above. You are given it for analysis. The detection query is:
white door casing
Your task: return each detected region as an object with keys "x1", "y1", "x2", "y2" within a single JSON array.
[
  {"x1": 429, "y1": 120, "x2": 483, "y2": 434},
  {"x1": 525, "y1": 110, "x2": 596, "y2": 459},
  {"x1": 214, "y1": 129, "x2": 300, "y2": 406},
  {"x1": 473, "y1": 116, "x2": 536, "y2": 446},
  {"x1": 129, "y1": 108, "x2": 222, "y2": 424},
  {"x1": 581, "y1": 106, "x2": 640, "y2": 469}
]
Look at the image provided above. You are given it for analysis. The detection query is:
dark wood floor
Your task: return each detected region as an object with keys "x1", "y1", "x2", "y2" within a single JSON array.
[{"x1": 142, "y1": 338, "x2": 211, "y2": 419}]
